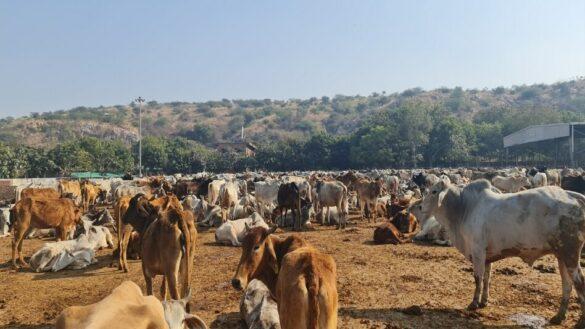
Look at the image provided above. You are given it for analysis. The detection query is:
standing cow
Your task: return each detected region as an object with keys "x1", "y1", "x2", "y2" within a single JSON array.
[{"x1": 419, "y1": 179, "x2": 585, "y2": 326}]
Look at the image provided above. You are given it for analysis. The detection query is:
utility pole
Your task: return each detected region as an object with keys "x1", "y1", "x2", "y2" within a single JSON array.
[{"x1": 135, "y1": 97, "x2": 145, "y2": 177}]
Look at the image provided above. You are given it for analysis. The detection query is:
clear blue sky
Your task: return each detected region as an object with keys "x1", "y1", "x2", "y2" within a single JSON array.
[{"x1": 1, "y1": 0, "x2": 584, "y2": 118}]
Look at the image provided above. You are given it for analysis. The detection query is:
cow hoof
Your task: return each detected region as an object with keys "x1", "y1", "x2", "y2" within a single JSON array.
[
  {"x1": 549, "y1": 314, "x2": 565, "y2": 325},
  {"x1": 466, "y1": 302, "x2": 479, "y2": 311},
  {"x1": 123, "y1": 268, "x2": 129, "y2": 273},
  {"x1": 478, "y1": 301, "x2": 488, "y2": 308}
]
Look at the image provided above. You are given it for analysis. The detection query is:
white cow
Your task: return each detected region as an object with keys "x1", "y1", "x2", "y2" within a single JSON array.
[
  {"x1": 207, "y1": 179, "x2": 226, "y2": 205},
  {"x1": 254, "y1": 180, "x2": 280, "y2": 218},
  {"x1": 531, "y1": 172, "x2": 548, "y2": 188},
  {"x1": 232, "y1": 195, "x2": 257, "y2": 220},
  {"x1": 314, "y1": 180, "x2": 348, "y2": 229},
  {"x1": 219, "y1": 181, "x2": 239, "y2": 221},
  {"x1": 420, "y1": 179, "x2": 585, "y2": 326},
  {"x1": 29, "y1": 222, "x2": 114, "y2": 272},
  {"x1": 215, "y1": 213, "x2": 269, "y2": 246},
  {"x1": 491, "y1": 175, "x2": 530, "y2": 193},
  {"x1": 240, "y1": 279, "x2": 281, "y2": 329}
]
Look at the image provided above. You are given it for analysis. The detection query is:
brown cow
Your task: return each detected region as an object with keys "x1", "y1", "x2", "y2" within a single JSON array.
[
  {"x1": 11, "y1": 198, "x2": 81, "y2": 269},
  {"x1": 232, "y1": 227, "x2": 338, "y2": 329},
  {"x1": 20, "y1": 187, "x2": 60, "y2": 200},
  {"x1": 354, "y1": 178, "x2": 384, "y2": 222},
  {"x1": 373, "y1": 210, "x2": 419, "y2": 245},
  {"x1": 142, "y1": 202, "x2": 197, "y2": 300},
  {"x1": 118, "y1": 194, "x2": 183, "y2": 272},
  {"x1": 59, "y1": 180, "x2": 82, "y2": 205}
]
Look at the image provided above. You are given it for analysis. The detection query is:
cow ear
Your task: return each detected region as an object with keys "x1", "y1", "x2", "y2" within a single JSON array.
[
  {"x1": 184, "y1": 314, "x2": 207, "y2": 329},
  {"x1": 265, "y1": 238, "x2": 279, "y2": 275},
  {"x1": 244, "y1": 222, "x2": 250, "y2": 232}
]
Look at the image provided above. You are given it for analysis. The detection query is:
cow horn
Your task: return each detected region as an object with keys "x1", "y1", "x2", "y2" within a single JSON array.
[
  {"x1": 267, "y1": 225, "x2": 277, "y2": 235},
  {"x1": 180, "y1": 288, "x2": 192, "y2": 307}
]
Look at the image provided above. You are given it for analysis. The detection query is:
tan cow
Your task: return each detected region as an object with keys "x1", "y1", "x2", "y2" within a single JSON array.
[
  {"x1": 20, "y1": 187, "x2": 60, "y2": 200},
  {"x1": 142, "y1": 203, "x2": 197, "y2": 300},
  {"x1": 232, "y1": 227, "x2": 338, "y2": 329},
  {"x1": 11, "y1": 197, "x2": 81, "y2": 269},
  {"x1": 59, "y1": 180, "x2": 82, "y2": 205},
  {"x1": 55, "y1": 281, "x2": 207, "y2": 329},
  {"x1": 354, "y1": 178, "x2": 384, "y2": 222},
  {"x1": 81, "y1": 182, "x2": 104, "y2": 212}
]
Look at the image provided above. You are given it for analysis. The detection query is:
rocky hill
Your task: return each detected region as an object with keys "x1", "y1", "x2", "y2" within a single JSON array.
[{"x1": 1, "y1": 78, "x2": 584, "y2": 148}]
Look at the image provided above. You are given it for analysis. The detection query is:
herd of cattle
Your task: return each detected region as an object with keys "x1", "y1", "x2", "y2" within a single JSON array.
[{"x1": 3, "y1": 165, "x2": 585, "y2": 328}]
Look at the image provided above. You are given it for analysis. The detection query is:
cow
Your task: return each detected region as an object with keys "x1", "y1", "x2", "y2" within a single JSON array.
[
  {"x1": 282, "y1": 176, "x2": 312, "y2": 202},
  {"x1": 419, "y1": 179, "x2": 585, "y2": 326},
  {"x1": 11, "y1": 197, "x2": 81, "y2": 269},
  {"x1": 562, "y1": 175, "x2": 585, "y2": 194},
  {"x1": 118, "y1": 194, "x2": 158, "y2": 272},
  {"x1": 55, "y1": 281, "x2": 207, "y2": 329},
  {"x1": 219, "y1": 181, "x2": 239, "y2": 222},
  {"x1": 114, "y1": 184, "x2": 152, "y2": 202},
  {"x1": 531, "y1": 172, "x2": 548, "y2": 188},
  {"x1": 412, "y1": 172, "x2": 440, "y2": 192},
  {"x1": 232, "y1": 227, "x2": 338, "y2": 329},
  {"x1": 58, "y1": 180, "x2": 82, "y2": 205},
  {"x1": 30, "y1": 220, "x2": 113, "y2": 272},
  {"x1": 81, "y1": 182, "x2": 104, "y2": 212},
  {"x1": 277, "y1": 183, "x2": 304, "y2": 231},
  {"x1": 215, "y1": 213, "x2": 269, "y2": 247},
  {"x1": 20, "y1": 187, "x2": 60, "y2": 200},
  {"x1": 207, "y1": 179, "x2": 226, "y2": 205},
  {"x1": 232, "y1": 194, "x2": 257, "y2": 220},
  {"x1": 354, "y1": 178, "x2": 383, "y2": 222},
  {"x1": 491, "y1": 175, "x2": 530, "y2": 193},
  {"x1": 255, "y1": 180, "x2": 281, "y2": 218},
  {"x1": 142, "y1": 203, "x2": 196, "y2": 300},
  {"x1": 0, "y1": 206, "x2": 10, "y2": 237},
  {"x1": 314, "y1": 180, "x2": 348, "y2": 229},
  {"x1": 373, "y1": 210, "x2": 418, "y2": 245},
  {"x1": 240, "y1": 279, "x2": 281, "y2": 329}
]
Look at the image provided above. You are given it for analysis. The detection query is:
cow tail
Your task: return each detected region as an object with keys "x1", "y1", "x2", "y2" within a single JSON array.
[
  {"x1": 179, "y1": 217, "x2": 192, "y2": 297},
  {"x1": 306, "y1": 270, "x2": 320, "y2": 329}
]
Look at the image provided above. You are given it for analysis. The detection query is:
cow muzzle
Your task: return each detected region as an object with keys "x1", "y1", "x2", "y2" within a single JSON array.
[{"x1": 231, "y1": 278, "x2": 243, "y2": 291}]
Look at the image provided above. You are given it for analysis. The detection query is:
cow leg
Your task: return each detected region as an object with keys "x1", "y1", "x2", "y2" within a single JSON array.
[
  {"x1": 551, "y1": 258, "x2": 573, "y2": 325},
  {"x1": 144, "y1": 272, "x2": 154, "y2": 296},
  {"x1": 567, "y1": 264, "x2": 585, "y2": 328},
  {"x1": 12, "y1": 227, "x2": 27, "y2": 269},
  {"x1": 326, "y1": 207, "x2": 331, "y2": 226},
  {"x1": 160, "y1": 276, "x2": 168, "y2": 300},
  {"x1": 371, "y1": 202, "x2": 377, "y2": 223},
  {"x1": 119, "y1": 225, "x2": 132, "y2": 272},
  {"x1": 468, "y1": 252, "x2": 486, "y2": 310},
  {"x1": 359, "y1": 201, "x2": 365, "y2": 221},
  {"x1": 168, "y1": 271, "x2": 180, "y2": 300},
  {"x1": 479, "y1": 262, "x2": 492, "y2": 307}
]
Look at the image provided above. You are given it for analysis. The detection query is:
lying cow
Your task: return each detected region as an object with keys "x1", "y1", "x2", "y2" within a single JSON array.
[
  {"x1": 29, "y1": 220, "x2": 113, "y2": 272},
  {"x1": 373, "y1": 210, "x2": 418, "y2": 244},
  {"x1": 420, "y1": 179, "x2": 585, "y2": 326},
  {"x1": 215, "y1": 213, "x2": 269, "y2": 247},
  {"x1": 240, "y1": 279, "x2": 281, "y2": 329},
  {"x1": 55, "y1": 280, "x2": 207, "y2": 329}
]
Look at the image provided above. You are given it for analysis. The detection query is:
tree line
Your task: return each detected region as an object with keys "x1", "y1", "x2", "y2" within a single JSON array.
[{"x1": 1, "y1": 102, "x2": 584, "y2": 178}]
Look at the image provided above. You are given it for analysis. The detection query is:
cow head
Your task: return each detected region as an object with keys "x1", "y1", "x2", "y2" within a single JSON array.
[
  {"x1": 162, "y1": 290, "x2": 208, "y2": 329},
  {"x1": 419, "y1": 180, "x2": 449, "y2": 220},
  {"x1": 232, "y1": 226, "x2": 278, "y2": 291}
]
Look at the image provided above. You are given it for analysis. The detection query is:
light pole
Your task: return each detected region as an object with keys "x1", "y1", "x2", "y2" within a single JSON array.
[{"x1": 135, "y1": 97, "x2": 144, "y2": 177}]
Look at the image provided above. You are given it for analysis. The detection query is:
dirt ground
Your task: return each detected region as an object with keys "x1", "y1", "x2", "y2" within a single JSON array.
[{"x1": 0, "y1": 215, "x2": 579, "y2": 329}]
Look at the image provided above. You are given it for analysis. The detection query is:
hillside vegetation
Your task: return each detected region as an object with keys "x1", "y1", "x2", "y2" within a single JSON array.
[{"x1": 1, "y1": 79, "x2": 585, "y2": 177}]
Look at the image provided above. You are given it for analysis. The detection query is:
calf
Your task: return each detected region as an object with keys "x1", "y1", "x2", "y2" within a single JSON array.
[{"x1": 232, "y1": 227, "x2": 338, "y2": 329}]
